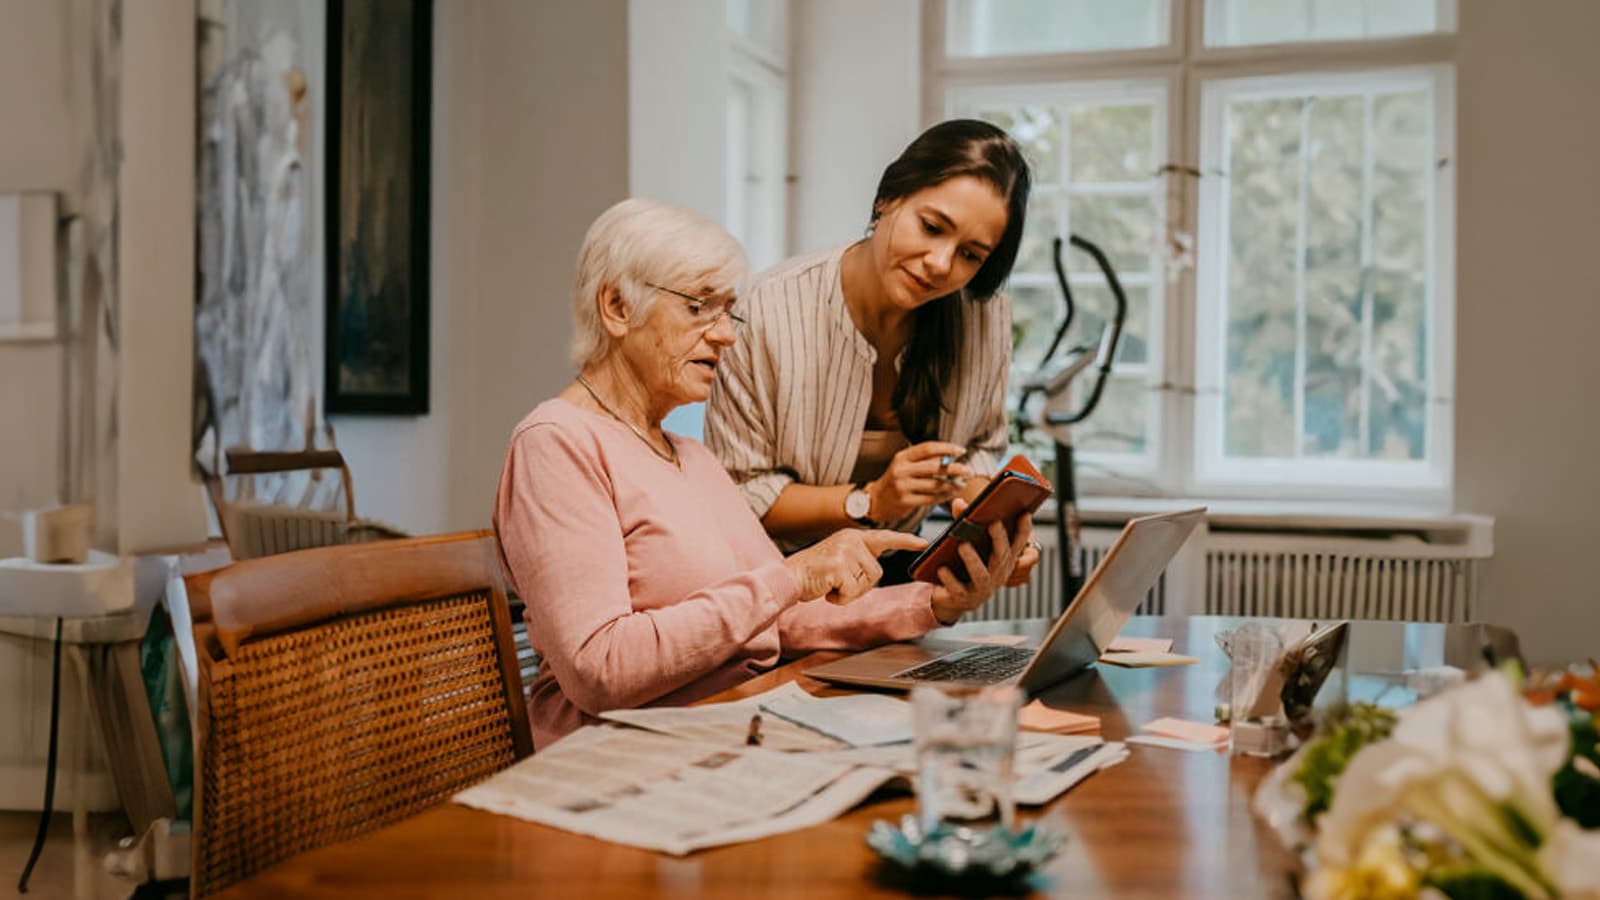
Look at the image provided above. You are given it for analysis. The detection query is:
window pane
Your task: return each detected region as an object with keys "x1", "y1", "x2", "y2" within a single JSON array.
[
  {"x1": 1076, "y1": 374, "x2": 1150, "y2": 454},
  {"x1": 1302, "y1": 266, "x2": 1363, "y2": 457},
  {"x1": 1372, "y1": 92, "x2": 1428, "y2": 273},
  {"x1": 1010, "y1": 281, "x2": 1151, "y2": 374},
  {"x1": 1068, "y1": 282, "x2": 1150, "y2": 366},
  {"x1": 974, "y1": 105, "x2": 1063, "y2": 184},
  {"x1": 1067, "y1": 194, "x2": 1156, "y2": 275},
  {"x1": 1222, "y1": 96, "x2": 1302, "y2": 458},
  {"x1": 1017, "y1": 190, "x2": 1063, "y2": 274},
  {"x1": 1206, "y1": 0, "x2": 1442, "y2": 47},
  {"x1": 947, "y1": 0, "x2": 1166, "y2": 57},
  {"x1": 1069, "y1": 104, "x2": 1155, "y2": 184},
  {"x1": 1368, "y1": 270, "x2": 1427, "y2": 460},
  {"x1": 726, "y1": 0, "x2": 751, "y2": 36},
  {"x1": 1212, "y1": 81, "x2": 1434, "y2": 465},
  {"x1": 1008, "y1": 281, "x2": 1060, "y2": 371}
]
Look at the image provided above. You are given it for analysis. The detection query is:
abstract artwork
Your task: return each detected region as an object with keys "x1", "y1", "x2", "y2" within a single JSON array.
[
  {"x1": 324, "y1": 0, "x2": 432, "y2": 414},
  {"x1": 194, "y1": 0, "x2": 328, "y2": 506}
]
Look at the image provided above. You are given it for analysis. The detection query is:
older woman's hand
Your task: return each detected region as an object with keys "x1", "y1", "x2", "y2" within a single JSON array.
[
  {"x1": 928, "y1": 507, "x2": 1033, "y2": 626},
  {"x1": 784, "y1": 529, "x2": 929, "y2": 605}
]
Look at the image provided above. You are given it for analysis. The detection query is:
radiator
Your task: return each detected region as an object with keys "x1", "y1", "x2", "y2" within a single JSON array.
[
  {"x1": 977, "y1": 526, "x2": 1170, "y2": 622},
  {"x1": 976, "y1": 519, "x2": 1488, "y2": 625}
]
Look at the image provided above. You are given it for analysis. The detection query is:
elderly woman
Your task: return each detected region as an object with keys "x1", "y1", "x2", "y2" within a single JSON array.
[{"x1": 494, "y1": 198, "x2": 1032, "y2": 747}]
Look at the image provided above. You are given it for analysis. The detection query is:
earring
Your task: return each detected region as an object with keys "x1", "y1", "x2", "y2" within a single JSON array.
[{"x1": 864, "y1": 221, "x2": 876, "y2": 238}]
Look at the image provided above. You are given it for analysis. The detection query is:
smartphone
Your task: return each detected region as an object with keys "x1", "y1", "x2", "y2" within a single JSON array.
[{"x1": 907, "y1": 456, "x2": 1052, "y2": 584}]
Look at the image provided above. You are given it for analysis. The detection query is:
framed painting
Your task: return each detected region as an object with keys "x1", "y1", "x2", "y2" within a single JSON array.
[{"x1": 324, "y1": 0, "x2": 432, "y2": 414}]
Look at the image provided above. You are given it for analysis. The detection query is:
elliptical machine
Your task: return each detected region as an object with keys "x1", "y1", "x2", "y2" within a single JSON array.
[{"x1": 1014, "y1": 235, "x2": 1129, "y2": 612}]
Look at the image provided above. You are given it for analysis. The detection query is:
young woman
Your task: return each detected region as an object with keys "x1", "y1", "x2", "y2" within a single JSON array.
[{"x1": 706, "y1": 119, "x2": 1040, "y2": 583}]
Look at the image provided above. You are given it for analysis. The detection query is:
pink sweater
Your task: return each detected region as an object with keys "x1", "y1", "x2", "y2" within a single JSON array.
[{"x1": 493, "y1": 398, "x2": 939, "y2": 748}]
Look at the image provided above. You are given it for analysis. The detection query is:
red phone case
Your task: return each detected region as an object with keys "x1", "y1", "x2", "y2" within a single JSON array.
[{"x1": 909, "y1": 455, "x2": 1052, "y2": 584}]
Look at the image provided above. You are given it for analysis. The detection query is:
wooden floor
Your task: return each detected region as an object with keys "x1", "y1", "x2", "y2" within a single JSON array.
[{"x1": 0, "y1": 811, "x2": 136, "y2": 900}]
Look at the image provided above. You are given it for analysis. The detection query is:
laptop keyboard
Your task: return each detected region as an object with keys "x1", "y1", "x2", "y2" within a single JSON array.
[{"x1": 892, "y1": 645, "x2": 1034, "y2": 684}]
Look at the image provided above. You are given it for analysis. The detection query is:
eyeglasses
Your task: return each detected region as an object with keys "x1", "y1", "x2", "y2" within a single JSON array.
[{"x1": 645, "y1": 282, "x2": 747, "y2": 329}]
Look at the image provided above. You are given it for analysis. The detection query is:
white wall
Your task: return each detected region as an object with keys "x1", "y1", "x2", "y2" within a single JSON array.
[
  {"x1": 0, "y1": 0, "x2": 76, "y2": 552},
  {"x1": 628, "y1": 0, "x2": 728, "y2": 222},
  {"x1": 1454, "y1": 0, "x2": 1600, "y2": 663},
  {"x1": 336, "y1": 0, "x2": 631, "y2": 534},
  {"x1": 787, "y1": 0, "x2": 922, "y2": 254}
]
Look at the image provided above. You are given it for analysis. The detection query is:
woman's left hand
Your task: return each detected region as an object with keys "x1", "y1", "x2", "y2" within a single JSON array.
[
  {"x1": 928, "y1": 503, "x2": 1033, "y2": 625},
  {"x1": 1005, "y1": 525, "x2": 1041, "y2": 587}
]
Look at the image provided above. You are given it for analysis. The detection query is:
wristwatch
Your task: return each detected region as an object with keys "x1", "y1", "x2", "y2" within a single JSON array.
[{"x1": 844, "y1": 483, "x2": 877, "y2": 527}]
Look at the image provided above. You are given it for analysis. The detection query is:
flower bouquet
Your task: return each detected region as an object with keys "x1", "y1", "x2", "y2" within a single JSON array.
[{"x1": 1253, "y1": 662, "x2": 1600, "y2": 899}]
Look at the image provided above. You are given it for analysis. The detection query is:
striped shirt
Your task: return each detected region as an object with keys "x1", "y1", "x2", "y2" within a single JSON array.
[{"x1": 705, "y1": 244, "x2": 1013, "y2": 551}]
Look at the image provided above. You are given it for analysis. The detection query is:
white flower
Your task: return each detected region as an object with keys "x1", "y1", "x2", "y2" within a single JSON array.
[
  {"x1": 1537, "y1": 818, "x2": 1600, "y2": 899},
  {"x1": 1311, "y1": 673, "x2": 1572, "y2": 899},
  {"x1": 1304, "y1": 823, "x2": 1421, "y2": 900}
]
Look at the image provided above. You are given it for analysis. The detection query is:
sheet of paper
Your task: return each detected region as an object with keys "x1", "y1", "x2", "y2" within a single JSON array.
[
  {"x1": 1013, "y1": 741, "x2": 1129, "y2": 805},
  {"x1": 759, "y1": 692, "x2": 913, "y2": 747},
  {"x1": 1105, "y1": 636, "x2": 1174, "y2": 654},
  {"x1": 815, "y1": 731, "x2": 1099, "y2": 779},
  {"x1": 1018, "y1": 700, "x2": 1099, "y2": 734},
  {"x1": 600, "y1": 682, "x2": 845, "y2": 752},
  {"x1": 1098, "y1": 651, "x2": 1200, "y2": 668},
  {"x1": 1142, "y1": 717, "x2": 1230, "y2": 745},
  {"x1": 454, "y1": 725, "x2": 897, "y2": 855},
  {"x1": 1126, "y1": 734, "x2": 1227, "y2": 753}
]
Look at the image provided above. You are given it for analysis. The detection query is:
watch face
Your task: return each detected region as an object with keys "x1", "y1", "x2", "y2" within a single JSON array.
[{"x1": 845, "y1": 489, "x2": 871, "y2": 519}]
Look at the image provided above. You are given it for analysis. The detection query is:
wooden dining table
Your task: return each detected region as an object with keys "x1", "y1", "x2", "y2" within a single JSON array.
[{"x1": 214, "y1": 615, "x2": 1514, "y2": 899}]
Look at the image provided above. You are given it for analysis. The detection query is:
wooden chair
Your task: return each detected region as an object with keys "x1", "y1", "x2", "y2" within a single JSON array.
[
  {"x1": 203, "y1": 448, "x2": 408, "y2": 560},
  {"x1": 184, "y1": 531, "x2": 533, "y2": 896}
]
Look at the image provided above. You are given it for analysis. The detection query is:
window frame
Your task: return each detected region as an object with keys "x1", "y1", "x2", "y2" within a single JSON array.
[
  {"x1": 925, "y1": 0, "x2": 1456, "y2": 505},
  {"x1": 946, "y1": 76, "x2": 1176, "y2": 480}
]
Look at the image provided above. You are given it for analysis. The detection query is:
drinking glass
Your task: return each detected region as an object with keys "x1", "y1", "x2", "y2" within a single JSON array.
[{"x1": 911, "y1": 684, "x2": 1022, "y2": 835}]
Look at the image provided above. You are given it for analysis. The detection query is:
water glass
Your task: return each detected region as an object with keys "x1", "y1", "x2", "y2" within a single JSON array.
[{"x1": 911, "y1": 684, "x2": 1021, "y2": 835}]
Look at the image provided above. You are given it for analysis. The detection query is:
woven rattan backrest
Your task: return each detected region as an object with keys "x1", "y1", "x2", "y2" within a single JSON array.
[{"x1": 187, "y1": 532, "x2": 532, "y2": 896}]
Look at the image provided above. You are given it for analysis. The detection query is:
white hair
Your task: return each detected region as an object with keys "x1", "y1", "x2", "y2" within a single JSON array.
[{"x1": 570, "y1": 198, "x2": 749, "y2": 369}]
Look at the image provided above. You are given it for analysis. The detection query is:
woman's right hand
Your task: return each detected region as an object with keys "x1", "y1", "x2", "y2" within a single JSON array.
[
  {"x1": 867, "y1": 441, "x2": 973, "y2": 523},
  {"x1": 784, "y1": 529, "x2": 928, "y2": 605}
]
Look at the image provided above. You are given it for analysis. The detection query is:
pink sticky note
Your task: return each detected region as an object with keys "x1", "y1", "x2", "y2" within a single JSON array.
[
  {"x1": 1019, "y1": 701, "x2": 1099, "y2": 734},
  {"x1": 963, "y1": 633, "x2": 1029, "y2": 647},
  {"x1": 1106, "y1": 636, "x2": 1174, "y2": 654},
  {"x1": 1142, "y1": 717, "x2": 1230, "y2": 746}
]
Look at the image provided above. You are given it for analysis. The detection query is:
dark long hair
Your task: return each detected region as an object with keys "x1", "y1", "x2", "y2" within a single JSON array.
[{"x1": 872, "y1": 119, "x2": 1030, "y2": 442}]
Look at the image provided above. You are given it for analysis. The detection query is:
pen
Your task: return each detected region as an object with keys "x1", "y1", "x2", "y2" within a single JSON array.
[
  {"x1": 745, "y1": 712, "x2": 763, "y2": 747},
  {"x1": 938, "y1": 450, "x2": 972, "y2": 484}
]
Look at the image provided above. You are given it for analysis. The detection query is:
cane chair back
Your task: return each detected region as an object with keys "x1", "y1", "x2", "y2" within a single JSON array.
[{"x1": 186, "y1": 531, "x2": 532, "y2": 895}]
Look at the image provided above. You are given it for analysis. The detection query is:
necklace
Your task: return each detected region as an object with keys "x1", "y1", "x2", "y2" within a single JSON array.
[{"x1": 576, "y1": 374, "x2": 680, "y2": 468}]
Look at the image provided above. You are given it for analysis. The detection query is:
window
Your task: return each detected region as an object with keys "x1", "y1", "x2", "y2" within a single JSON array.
[
  {"x1": 724, "y1": 0, "x2": 788, "y2": 272},
  {"x1": 933, "y1": 0, "x2": 1454, "y2": 503},
  {"x1": 726, "y1": 56, "x2": 787, "y2": 272},
  {"x1": 664, "y1": 1, "x2": 790, "y2": 442},
  {"x1": 0, "y1": 192, "x2": 59, "y2": 342},
  {"x1": 948, "y1": 82, "x2": 1168, "y2": 475}
]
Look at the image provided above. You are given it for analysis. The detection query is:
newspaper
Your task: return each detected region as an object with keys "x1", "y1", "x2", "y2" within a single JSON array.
[
  {"x1": 459, "y1": 686, "x2": 1128, "y2": 854},
  {"x1": 813, "y1": 731, "x2": 1128, "y2": 805},
  {"x1": 599, "y1": 682, "x2": 846, "y2": 751},
  {"x1": 454, "y1": 725, "x2": 896, "y2": 855}
]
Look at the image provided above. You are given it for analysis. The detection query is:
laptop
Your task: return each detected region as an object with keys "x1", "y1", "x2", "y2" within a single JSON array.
[{"x1": 807, "y1": 508, "x2": 1206, "y2": 695}]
